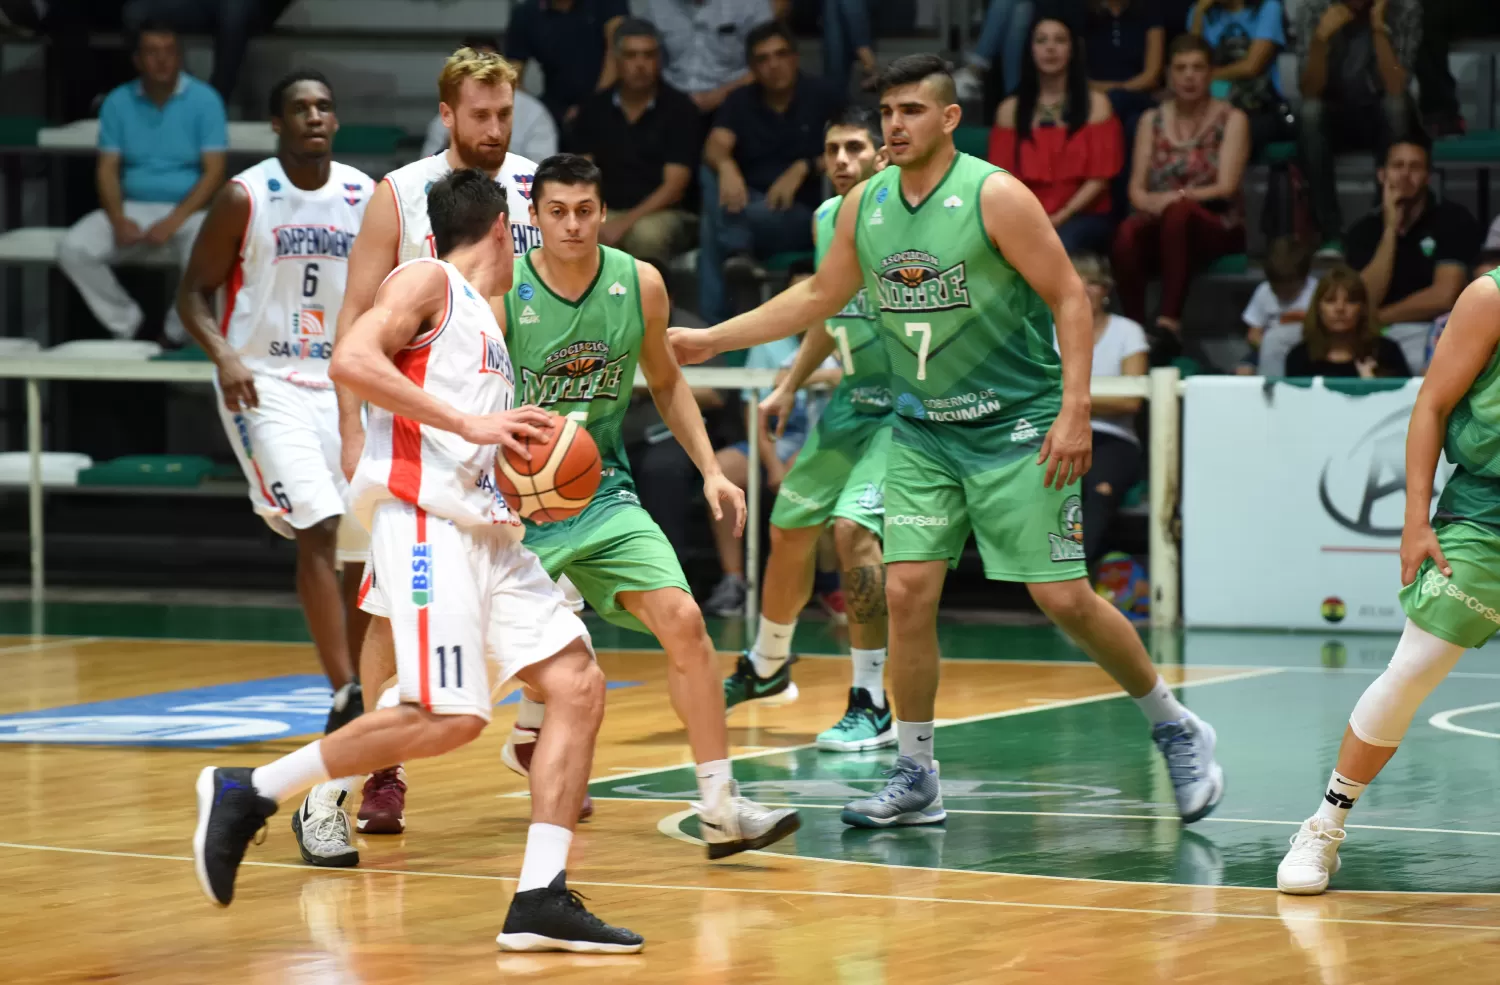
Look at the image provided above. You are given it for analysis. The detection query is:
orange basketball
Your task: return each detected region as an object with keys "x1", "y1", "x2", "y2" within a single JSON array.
[{"x1": 495, "y1": 413, "x2": 602, "y2": 523}]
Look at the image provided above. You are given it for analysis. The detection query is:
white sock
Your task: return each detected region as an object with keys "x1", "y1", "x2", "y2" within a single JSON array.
[
  {"x1": 517, "y1": 695, "x2": 545, "y2": 730},
  {"x1": 516, "y1": 822, "x2": 573, "y2": 892},
  {"x1": 252, "y1": 740, "x2": 331, "y2": 803},
  {"x1": 1314, "y1": 770, "x2": 1367, "y2": 828},
  {"x1": 850, "y1": 648, "x2": 887, "y2": 705},
  {"x1": 896, "y1": 720, "x2": 935, "y2": 769},
  {"x1": 695, "y1": 758, "x2": 733, "y2": 806},
  {"x1": 1132, "y1": 676, "x2": 1191, "y2": 726},
  {"x1": 376, "y1": 685, "x2": 401, "y2": 711},
  {"x1": 750, "y1": 616, "x2": 796, "y2": 677}
]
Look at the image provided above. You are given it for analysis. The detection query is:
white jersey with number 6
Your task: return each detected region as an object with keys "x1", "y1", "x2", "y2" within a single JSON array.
[
  {"x1": 350, "y1": 257, "x2": 523, "y2": 533},
  {"x1": 383, "y1": 151, "x2": 542, "y2": 262},
  {"x1": 222, "y1": 157, "x2": 372, "y2": 388}
]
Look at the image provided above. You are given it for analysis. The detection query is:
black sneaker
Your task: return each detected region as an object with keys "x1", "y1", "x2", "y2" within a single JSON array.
[
  {"x1": 192, "y1": 766, "x2": 277, "y2": 906},
  {"x1": 324, "y1": 680, "x2": 363, "y2": 734},
  {"x1": 722, "y1": 653, "x2": 799, "y2": 713},
  {"x1": 495, "y1": 872, "x2": 645, "y2": 953}
]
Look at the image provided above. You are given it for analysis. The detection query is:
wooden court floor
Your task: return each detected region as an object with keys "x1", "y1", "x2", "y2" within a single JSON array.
[{"x1": 1, "y1": 629, "x2": 1498, "y2": 984}]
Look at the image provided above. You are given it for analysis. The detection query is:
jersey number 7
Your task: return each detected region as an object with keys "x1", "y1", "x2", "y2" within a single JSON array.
[{"x1": 904, "y1": 322, "x2": 931, "y2": 381}]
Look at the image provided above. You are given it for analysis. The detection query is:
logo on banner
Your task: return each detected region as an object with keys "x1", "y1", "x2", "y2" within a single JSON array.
[
  {"x1": 1320, "y1": 596, "x2": 1346, "y2": 623},
  {"x1": 1318, "y1": 405, "x2": 1413, "y2": 537}
]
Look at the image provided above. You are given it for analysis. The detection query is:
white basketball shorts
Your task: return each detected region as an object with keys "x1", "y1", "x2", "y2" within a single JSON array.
[
  {"x1": 217, "y1": 375, "x2": 363, "y2": 562},
  {"x1": 360, "y1": 499, "x2": 592, "y2": 720}
]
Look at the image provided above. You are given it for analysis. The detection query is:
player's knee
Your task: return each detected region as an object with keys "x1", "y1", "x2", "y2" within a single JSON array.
[
  {"x1": 1028, "y1": 579, "x2": 1094, "y2": 626},
  {"x1": 833, "y1": 519, "x2": 880, "y2": 568},
  {"x1": 656, "y1": 592, "x2": 710, "y2": 650},
  {"x1": 422, "y1": 711, "x2": 486, "y2": 755},
  {"x1": 295, "y1": 516, "x2": 340, "y2": 552},
  {"x1": 886, "y1": 567, "x2": 939, "y2": 622},
  {"x1": 551, "y1": 658, "x2": 607, "y2": 724}
]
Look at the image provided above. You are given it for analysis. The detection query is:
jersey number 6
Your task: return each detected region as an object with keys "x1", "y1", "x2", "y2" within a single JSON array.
[{"x1": 302, "y1": 263, "x2": 319, "y2": 298}]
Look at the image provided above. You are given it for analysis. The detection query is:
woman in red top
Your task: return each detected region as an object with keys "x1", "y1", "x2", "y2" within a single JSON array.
[
  {"x1": 990, "y1": 14, "x2": 1124, "y2": 256},
  {"x1": 1111, "y1": 32, "x2": 1250, "y2": 354}
]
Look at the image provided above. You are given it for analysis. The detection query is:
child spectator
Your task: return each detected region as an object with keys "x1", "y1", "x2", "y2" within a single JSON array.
[{"x1": 1236, "y1": 236, "x2": 1317, "y2": 376}]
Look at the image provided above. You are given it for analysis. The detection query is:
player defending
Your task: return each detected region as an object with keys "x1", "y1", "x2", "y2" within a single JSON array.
[
  {"x1": 192, "y1": 169, "x2": 643, "y2": 953},
  {"x1": 1278, "y1": 269, "x2": 1500, "y2": 895},
  {"x1": 501, "y1": 153, "x2": 799, "y2": 855},
  {"x1": 176, "y1": 71, "x2": 371, "y2": 820},
  {"x1": 721, "y1": 107, "x2": 898, "y2": 753},
  {"x1": 325, "y1": 47, "x2": 542, "y2": 837},
  {"x1": 673, "y1": 55, "x2": 1225, "y2": 828}
]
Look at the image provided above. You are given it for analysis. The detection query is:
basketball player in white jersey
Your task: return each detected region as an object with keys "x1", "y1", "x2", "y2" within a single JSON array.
[
  {"x1": 192, "y1": 169, "x2": 644, "y2": 954},
  {"x1": 325, "y1": 46, "x2": 543, "y2": 837},
  {"x1": 176, "y1": 71, "x2": 371, "y2": 805}
]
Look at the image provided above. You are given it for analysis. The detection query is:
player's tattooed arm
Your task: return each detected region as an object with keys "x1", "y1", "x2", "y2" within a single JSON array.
[
  {"x1": 668, "y1": 184, "x2": 868, "y2": 366},
  {"x1": 176, "y1": 180, "x2": 257, "y2": 412}
]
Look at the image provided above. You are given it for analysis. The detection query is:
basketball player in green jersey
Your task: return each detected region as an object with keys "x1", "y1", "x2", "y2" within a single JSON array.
[
  {"x1": 721, "y1": 106, "x2": 899, "y2": 753},
  {"x1": 503, "y1": 153, "x2": 798, "y2": 856},
  {"x1": 1278, "y1": 269, "x2": 1500, "y2": 895},
  {"x1": 673, "y1": 54, "x2": 1225, "y2": 828}
]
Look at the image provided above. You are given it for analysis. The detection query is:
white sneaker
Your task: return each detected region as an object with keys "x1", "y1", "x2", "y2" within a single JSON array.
[
  {"x1": 292, "y1": 782, "x2": 359, "y2": 868},
  {"x1": 1277, "y1": 816, "x2": 1345, "y2": 895},
  {"x1": 693, "y1": 781, "x2": 801, "y2": 860}
]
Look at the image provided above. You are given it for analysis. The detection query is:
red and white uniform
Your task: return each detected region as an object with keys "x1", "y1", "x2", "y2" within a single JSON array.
[
  {"x1": 383, "y1": 151, "x2": 541, "y2": 262},
  {"x1": 352, "y1": 258, "x2": 589, "y2": 718},
  {"x1": 214, "y1": 157, "x2": 372, "y2": 558}
]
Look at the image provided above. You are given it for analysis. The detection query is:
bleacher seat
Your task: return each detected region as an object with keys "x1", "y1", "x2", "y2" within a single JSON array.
[
  {"x1": 47, "y1": 339, "x2": 162, "y2": 360},
  {"x1": 954, "y1": 125, "x2": 988, "y2": 160},
  {"x1": 763, "y1": 251, "x2": 813, "y2": 273},
  {"x1": 76, "y1": 454, "x2": 215, "y2": 488},
  {"x1": 1433, "y1": 131, "x2": 1500, "y2": 163},
  {"x1": 0, "y1": 228, "x2": 179, "y2": 268},
  {"x1": 0, "y1": 451, "x2": 93, "y2": 487},
  {"x1": 0, "y1": 337, "x2": 41, "y2": 357}
]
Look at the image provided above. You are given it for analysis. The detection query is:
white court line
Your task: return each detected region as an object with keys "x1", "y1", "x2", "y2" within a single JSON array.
[
  {"x1": 648, "y1": 809, "x2": 1500, "y2": 899},
  {"x1": 0, "y1": 637, "x2": 103, "y2": 656},
  {"x1": 0, "y1": 838, "x2": 1493, "y2": 932},
  {"x1": 1429, "y1": 702, "x2": 1500, "y2": 739}
]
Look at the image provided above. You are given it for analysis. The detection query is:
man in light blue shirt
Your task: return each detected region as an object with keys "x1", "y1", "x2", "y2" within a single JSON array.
[
  {"x1": 58, "y1": 22, "x2": 227, "y2": 342},
  {"x1": 641, "y1": 0, "x2": 769, "y2": 113}
]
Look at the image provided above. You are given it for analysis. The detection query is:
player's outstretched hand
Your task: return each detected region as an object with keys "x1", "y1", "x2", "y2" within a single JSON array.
[
  {"x1": 758, "y1": 384, "x2": 796, "y2": 439},
  {"x1": 216, "y1": 355, "x2": 259, "y2": 413},
  {"x1": 462, "y1": 406, "x2": 554, "y2": 460},
  {"x1": 1037, "y1": 404, "x2": 1092, "y2": 490},
  {"x1": 1400, "y1": 521, "x2": 1452, "y2": 586},
  {"x1": 704, "y1": 470, "x2": 747, "y2": 536},
  {"x1": 668, "y1": 327, "x2": 717, "y2": 367}
]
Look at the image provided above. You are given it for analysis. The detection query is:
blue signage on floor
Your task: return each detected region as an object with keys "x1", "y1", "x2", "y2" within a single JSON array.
[{"x1": 0, "y1": 674, "x2": 643, "y2": 747}]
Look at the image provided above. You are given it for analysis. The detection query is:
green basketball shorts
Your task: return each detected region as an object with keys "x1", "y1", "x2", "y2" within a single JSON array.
[
  {"x1": 882, "y1": 415, "x2": 1087, "y2": 583},
  {"x1": 771, "y1": 405, "x2": 891, "y2": 538},
  {"x1": 523, "y1": 502, "x2": 690, "y2": 635},
  {"x1": 1399, "y1": 519, "x2": 1500, "y2": 649}
]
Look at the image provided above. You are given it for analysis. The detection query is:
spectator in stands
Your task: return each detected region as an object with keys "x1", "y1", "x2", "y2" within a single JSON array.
[
  {"x1": 505, "y1": 0, "x2": 628, "y2": 129},
  {"x1": 644, "y1": 0, "x2": 771, "y2": 114},
  {"x1": 991, "y1": 14, "x2": 1124, "y2": 255},
  {"x1": 1111, "y1": 34, "x2": 1249, "y2": 357},
  {"x1": 1070, "y1": 253, "x2": 1148, "y2": 569},
  {"x1": 1235, "y1": 235, "x2": 1317, "y2": 376},
  {"x1": 58, "y1": 22, "x2": 225, "y2": 344},
  {"x1": 953, "y1": 0, "x2": 1038, "y2": 101},
  {"x1": 1295, "y1": 0, "x2": 1420, "y2": 247},
  {"x1": 1284, "y1": 264, "x2": 1410, "y2": 377},
  {"x1": 1415, "y1": 0, "x2": 1500, "y2": 138},
  {"x1": 121, "y1": 0, "x2": 291, "y2": 104},
  {"x1": 1189, "y1": 0, "x2": 1289, "y2": 149},
  {"x1": 1085, "y1": 0, "x2": 1166, "y2": 145},
  {"x1": 823, "y1": 0, "x2": 880, "y2": 92},
  {"x1": 1478, "y1": 215, "x2": 1500, "y2": 277},
  {"x1": 421, "y1": 38, "x2": 557, "y2": 163},
  {"x1": 1343, "y1": 133, "x2": 1480, "y2": 372},
  {"x1": 699, "y1": 21, "x2": 842, "y2": 323},
  {"x1": 570, "y1": 18, "x2": 701, "y2": 273}
]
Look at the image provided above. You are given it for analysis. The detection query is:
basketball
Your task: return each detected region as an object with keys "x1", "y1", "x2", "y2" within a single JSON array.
[{"x1": 494, "y1": 413, "x2": 601, "y2": 523}]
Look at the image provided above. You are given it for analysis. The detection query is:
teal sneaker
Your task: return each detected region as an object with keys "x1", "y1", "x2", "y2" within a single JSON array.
[
  {"x1": 722, "y1": 653, "x2": 799, "y2": 714},
  {"x1": 816, "y1": 688, "x2": 896, "y2": 752}
]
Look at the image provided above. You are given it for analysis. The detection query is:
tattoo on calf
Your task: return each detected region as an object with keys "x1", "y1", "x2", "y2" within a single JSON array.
[{"x1": 844, "y1": 564, "x2": 887, "y2": 624}]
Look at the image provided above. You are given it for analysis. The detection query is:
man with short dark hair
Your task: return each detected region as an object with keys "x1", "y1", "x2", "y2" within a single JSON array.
[
  {"x1": 58, "y1": 22, "x2": 226, "y2": 343},
  {"x1": 570, "y1": 18, "x2": 701, "y2": 271},
  {"x1": 698, "y1": 21, "x2": 843, "y2": 323},
  {"x1": 1344, "y1": 135, "x2": 1481, "y2": 371},
  {"x1": 504, "y1": 0, "x2": 628, "y2": 126}
]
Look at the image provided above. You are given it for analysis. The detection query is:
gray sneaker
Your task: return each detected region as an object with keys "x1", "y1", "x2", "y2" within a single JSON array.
[
  {"x1": 292, "y1": 781, "x2": 359, "y2": 868},
  {"x1": 1151, "y1": 714, "x2": 1225, "y2": 824},
  {"x1": 840, "y1": 756, "x2": 946, "y2": 828},
  {"x1": 703, "y1": 574, "x2": 747, "y2": 617}
]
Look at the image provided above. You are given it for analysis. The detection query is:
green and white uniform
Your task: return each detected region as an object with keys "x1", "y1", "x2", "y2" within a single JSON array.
[
  {"x1": 770, "y1": 194, "x2": 894, "y2": 536},
  {"x1": 854, "y1": 152, "x2": 1085, "y2": 581},
  {"x1": 504, "y1": 246, "x2": 689, "y2": 634},
  {"x1": 1398, "y1": 267, "x2": 1500, "y2": 648}
]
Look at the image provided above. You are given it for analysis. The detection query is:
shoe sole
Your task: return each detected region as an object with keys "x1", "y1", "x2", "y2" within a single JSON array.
[
  {"x1": 1180, "y1": 763, "x2": 1226, "y2": 825},
  {"x1": 356, "y1": 814, "x2": 405, "y2": 835},
  {"x1": 839, "y1": 807, "x2": 947, "y2": 829},
  {"x1": 816, "y1": 728, "x2": 897, "y2": 753},
  {"x1": 291, "y1": 810, "x2": 360, "y2": 868},
  {"x1": 725, "y1": 682, "x2": 800, "y2": 717},
  {"x1": 191, "y1": 766, "x2": 226, "y2": 907},
  {"x1": 705, "y1": 811, "x2": 802, "y2": 860},
  {"x1": 1277, "y1": 853, "x2": 1339, "y2": 895},
  {"x1": 496, "y1": 931, "x2": 644, "y2": 954}
]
